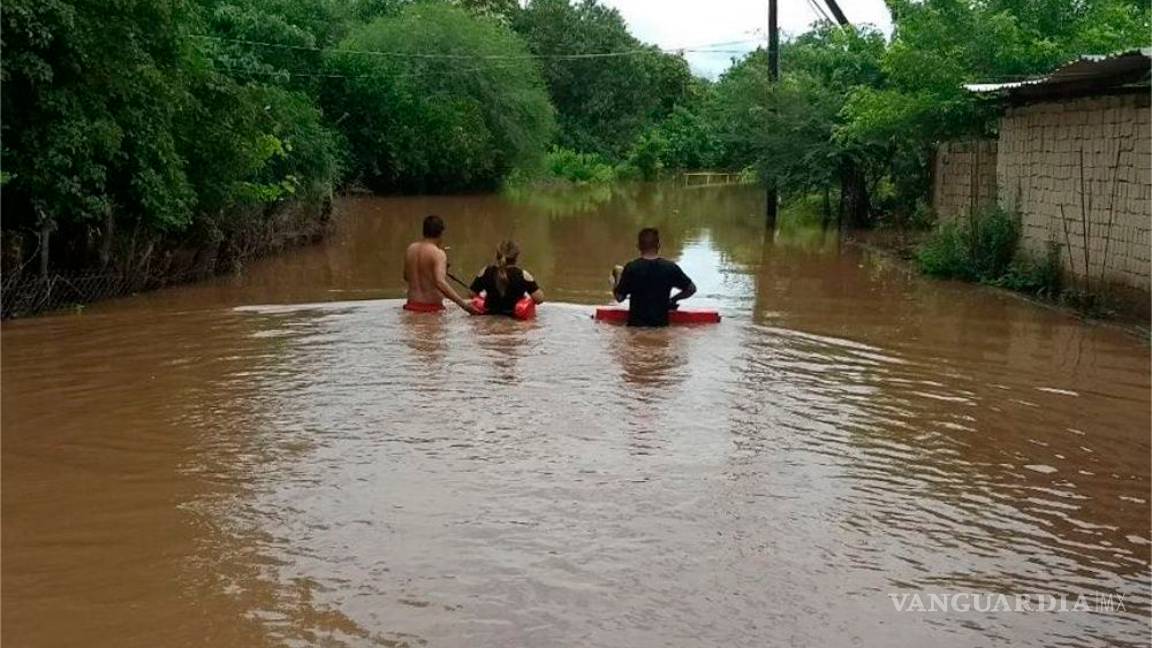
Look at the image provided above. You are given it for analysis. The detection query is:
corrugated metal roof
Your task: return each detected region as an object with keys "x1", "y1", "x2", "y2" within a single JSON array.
[{"x1": 964, "y1": 48, "x2": 1151, "y2": 97}]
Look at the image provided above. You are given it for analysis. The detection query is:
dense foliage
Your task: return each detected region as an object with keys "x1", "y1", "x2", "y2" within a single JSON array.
[
  {"x1": 709, "y1": 0, "x2": 1149, "y2": 226},
  {"x1": 0, "y1": 0, "x2": 706, "y2": 276},
  {"x1": 2, "y1": 0, "x2": 1148, "y2": 280},
  {"x1": 325, "y1": 4, "x2": 555, "y2": 192},
  {"x1": 2, "y1": 0, "x2": 346, "y2": 275},
  {"x1": 513, "y1": 0, "x2": 695, "y2": 159}
]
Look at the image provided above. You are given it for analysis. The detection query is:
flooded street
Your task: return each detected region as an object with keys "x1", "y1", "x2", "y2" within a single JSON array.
[{"x1": 3, "y1": 184, "x2": 1149, "y2": 647}]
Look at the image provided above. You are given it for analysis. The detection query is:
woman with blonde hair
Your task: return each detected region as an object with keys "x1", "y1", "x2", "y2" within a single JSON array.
[{"x1": 469, "y1": 240, "x2": 544, "y2": 318}]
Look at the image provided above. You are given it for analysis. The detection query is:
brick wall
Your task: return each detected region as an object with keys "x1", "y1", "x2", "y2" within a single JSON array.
[
  {"x1": 997, "y1": 93, "x2": 1151, "y2": 292},
  {"x1": 932, "y1": 139, "x2": 998, "y2": 221},
  {"x1": 933, "y1": 93, "x2": 1151, "y2": 294}
]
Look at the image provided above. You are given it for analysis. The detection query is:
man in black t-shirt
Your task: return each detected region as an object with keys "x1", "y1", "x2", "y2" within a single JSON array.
[{"x1": 612, "y1": 227, "x2": 696, "y2": 327}]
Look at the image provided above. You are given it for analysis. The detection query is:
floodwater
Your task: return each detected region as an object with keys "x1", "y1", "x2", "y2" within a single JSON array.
[{"x1": 2, "y1": 184, "x2": 1149, "y2": 647}]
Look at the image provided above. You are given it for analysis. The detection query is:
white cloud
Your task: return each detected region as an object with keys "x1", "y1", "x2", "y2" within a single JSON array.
[{"x1": 599, "y1": 0, "x2": 893, "y2": 78}]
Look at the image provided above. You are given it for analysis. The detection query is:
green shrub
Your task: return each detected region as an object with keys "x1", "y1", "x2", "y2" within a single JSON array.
[
  {"x1": 967, "y1": 207, "x2": 1020, "y2": 279},
  {"x1": 916, "y1": 207, "x2": 1020, "y2": 281},
  {"x1": 541, "y1": 147, "x2": 616, "y2": 184},
  {"x1": 612, "y1": 161, "x2": 641, "y2": 181},
  {"x1": 917, "y1": 220, "x2": 972, "y2": 279},
  {"x1": 780, "y1": 194, "x2": 829, "y2": 226},
  {"x1": 625, "y1": 130, "x2": 667, "y2": 181},
  {"x1": 993, "y1": 242, "x2": 1063, "y2": 298},
  {"x1": 907, "y1": 199, "x2": 937, "y2": 230}
]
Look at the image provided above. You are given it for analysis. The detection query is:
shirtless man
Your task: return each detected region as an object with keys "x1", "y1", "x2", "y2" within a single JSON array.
[{"x1": 403, "y1": 214, "x2": 478, "y2": 314}]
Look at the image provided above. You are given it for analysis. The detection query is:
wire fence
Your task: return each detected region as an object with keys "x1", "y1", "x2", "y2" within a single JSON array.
[
  {"x1": 0, "y1": 267, "x2": 216, "y2": 319},
  {"x1": 1, "y1": 193, "x2": 335, "y2": 319}
]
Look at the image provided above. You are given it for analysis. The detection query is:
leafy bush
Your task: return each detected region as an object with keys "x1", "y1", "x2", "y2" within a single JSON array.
[
  {"x1": 541, "y1": 147, "x2": 616, "y2": 184},
  {"x1": 992, "y1": 242, "x2": 1063, "y2": 298},
  {"x1": 917, "y1": 221, "x2": 971, "y2": 278},
  {"x1": 917, "y1": 207, "x2": 1020, "y2": 281},
  {"x1": 651, "y1": 104, "x2": 718, "y2": 171},
  {"x1": 907, "y1": 200, "x2": 937, "y2": 230},
  {"x1": 966, "y1": 207, "x2": 1021, "y2": 279},
  {"x1": 625, "y1": 131, "x2": 667, "y2": 181},
  {"x1": 918, "y1": 208, "x2": 1067, "y2": 302}
]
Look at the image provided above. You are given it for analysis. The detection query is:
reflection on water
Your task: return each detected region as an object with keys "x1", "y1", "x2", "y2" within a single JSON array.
[{"x1": 2, "y1": 184, "x2": 1149, "y2": 647}]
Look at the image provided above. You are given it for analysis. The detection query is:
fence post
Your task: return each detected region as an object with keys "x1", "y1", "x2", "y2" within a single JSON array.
[{"x1": 38, "y1": 214, "x2": 53, "y2": 279}]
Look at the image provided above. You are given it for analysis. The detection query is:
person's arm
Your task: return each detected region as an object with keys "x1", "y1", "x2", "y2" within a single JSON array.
[
  {"x1": 669, "y1": 265, "x2": 695, "y2": 308},
  {"x1": 434, "y1": 250, "x2": 478, "y2": 313},
  {"x1": 613, "y1": 264, "x2": 631, "y2": 303},
  {"x1": 469, "y1": 269, "x2": 486, "y2": 298},
  {"x1": 523, "y1": 270, "x2": 544, "y2": 304},
  {"x1": 670, "y1": 282, "x2": 696, "y2": 308}
]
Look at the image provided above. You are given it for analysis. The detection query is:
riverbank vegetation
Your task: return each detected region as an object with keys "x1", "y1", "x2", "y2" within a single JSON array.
[
  {"x1": 917, "y1": 206, "x2": 1063, "y2": 298},
  {"x1": 2, "y1": 0, "x2": 1147, "y2": 307}
]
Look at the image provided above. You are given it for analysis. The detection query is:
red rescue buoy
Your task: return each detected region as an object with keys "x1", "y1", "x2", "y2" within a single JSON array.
[
  {"x1": 514, "y1": 296, "x2": 536, "y2": 320},
  {"x1": 471, "y1": 295, "x2": 537, "y2": 320},
  {"x1": 593, "y1": 307, "x2": 721, "y2": 324}
]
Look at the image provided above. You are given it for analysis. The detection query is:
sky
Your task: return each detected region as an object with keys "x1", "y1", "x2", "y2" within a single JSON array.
[{"x1": 599, "y1": 0, "x2": 894, "y2": 78}]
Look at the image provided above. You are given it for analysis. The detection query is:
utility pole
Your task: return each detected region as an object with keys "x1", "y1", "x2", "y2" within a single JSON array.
[
  {"x1": 765, "y1": 0, "x2": 779, "y2": 228},
  {"x1": 768, "y1": 0, "x2": 779, "y2": 79}
]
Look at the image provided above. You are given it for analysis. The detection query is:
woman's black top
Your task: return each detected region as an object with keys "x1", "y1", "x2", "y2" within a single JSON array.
[{"x1": 470, "y1": 266, "x2": 539, "y2": 315}]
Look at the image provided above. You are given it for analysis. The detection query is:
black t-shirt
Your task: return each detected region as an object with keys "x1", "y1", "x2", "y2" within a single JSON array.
[
  {"x1": 615, "y1": 257, "x2": 693, "y2": 327},
  {"x1": 470, "y1": 266, "x2": 539, "y2": 315}
]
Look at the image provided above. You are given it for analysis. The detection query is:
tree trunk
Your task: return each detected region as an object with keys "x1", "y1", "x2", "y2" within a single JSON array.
[
  {"x1": 822, "y1": 187, "x2": 832, "y2": 228},
  {"x1": 99, "y1": 206, "x2": 115, "y2": 270},
  {"x1": 839, "y1": 160, "x2": 871, "y2": 229}
]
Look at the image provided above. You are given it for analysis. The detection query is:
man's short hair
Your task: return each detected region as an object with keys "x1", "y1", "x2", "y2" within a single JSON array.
[
  {"x1": 637, "y1": 227, "x2": 660, "y2": 252},
  {"x1": 423, "y1": 214, "x2": 445, "y2": 238}
]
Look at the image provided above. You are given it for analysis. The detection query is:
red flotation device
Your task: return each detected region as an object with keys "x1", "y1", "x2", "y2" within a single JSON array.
[
  {"x1": 471, "y1": 295, "x2": 537, "y2": 320},
  {"x1": 514, "y1": 297, "x2": 536, "y2": 320},
  {"x1": 594, "y1": 307, "x2": 721, "y2": 324}
]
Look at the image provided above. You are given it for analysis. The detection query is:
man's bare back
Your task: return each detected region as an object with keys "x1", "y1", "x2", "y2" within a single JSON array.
[
  {"x1": 403, "y1": 215, "x2": 476, "y2": 314},
  {"x1": 404, "y1": 240, "x2": 448, "y2": 306}
]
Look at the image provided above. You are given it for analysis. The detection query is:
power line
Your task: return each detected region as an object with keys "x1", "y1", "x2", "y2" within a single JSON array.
[
  {"x1": 211, "y1": 60, "x2": 527, "y2": 80},
  {"x1": 804, "y1": 0, "x2": 834, "y2": 25},
  {"x1": 190, "y1": 33, "x2": 755, "y2": 61}
]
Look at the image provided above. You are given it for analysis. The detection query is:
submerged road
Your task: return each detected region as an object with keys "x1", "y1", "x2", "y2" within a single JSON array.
[{"x1": 3, "y1": 185, "x2": 1149, "y2": 647}]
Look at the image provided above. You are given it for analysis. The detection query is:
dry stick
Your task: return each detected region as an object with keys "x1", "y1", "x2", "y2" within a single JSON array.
[
  {"x1": 1077, "y1": 147, "x2": 1092, "y2": 296},
  {"x1": 969, "y1": 144, "x2": 979, "y2": 262},
  {"x1": 1097, "y1": 144, "x2": 1126, "y2": 290},
  {"x1": 1060, "y1": 204, "x2": 1078, "y2": 293}
]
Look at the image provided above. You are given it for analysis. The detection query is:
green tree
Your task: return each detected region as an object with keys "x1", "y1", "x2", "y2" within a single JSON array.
[
  {"x1": 707, "y1": 27, "x2": 885, "y2": 224},
  {"x1": 837, "y1": 0, "x2": 1150, "y2": 218},
  {"x1": 705, "y1": 0, "x2": 1149, "y2": 226},
  {"x1": 652, "y1": 102, "x2": 720, "y2": 171},
  {"x1": 2, "y1": 0, "x2": 196, "y2": 273},
  {"x1": 1, "y1": 0, "x2": 342, "y2": 275},
  {"x1": 324, "y1": 3, "x2": 555, "y2": 192},
  {"x1": 513, "y1": 0, "x2": 693, "y2": 160}
]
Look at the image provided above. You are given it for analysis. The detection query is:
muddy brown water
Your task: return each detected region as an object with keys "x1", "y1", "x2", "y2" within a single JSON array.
[{"x1": 3, "y1": 184, "x2": 1149, "y2": 647}]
